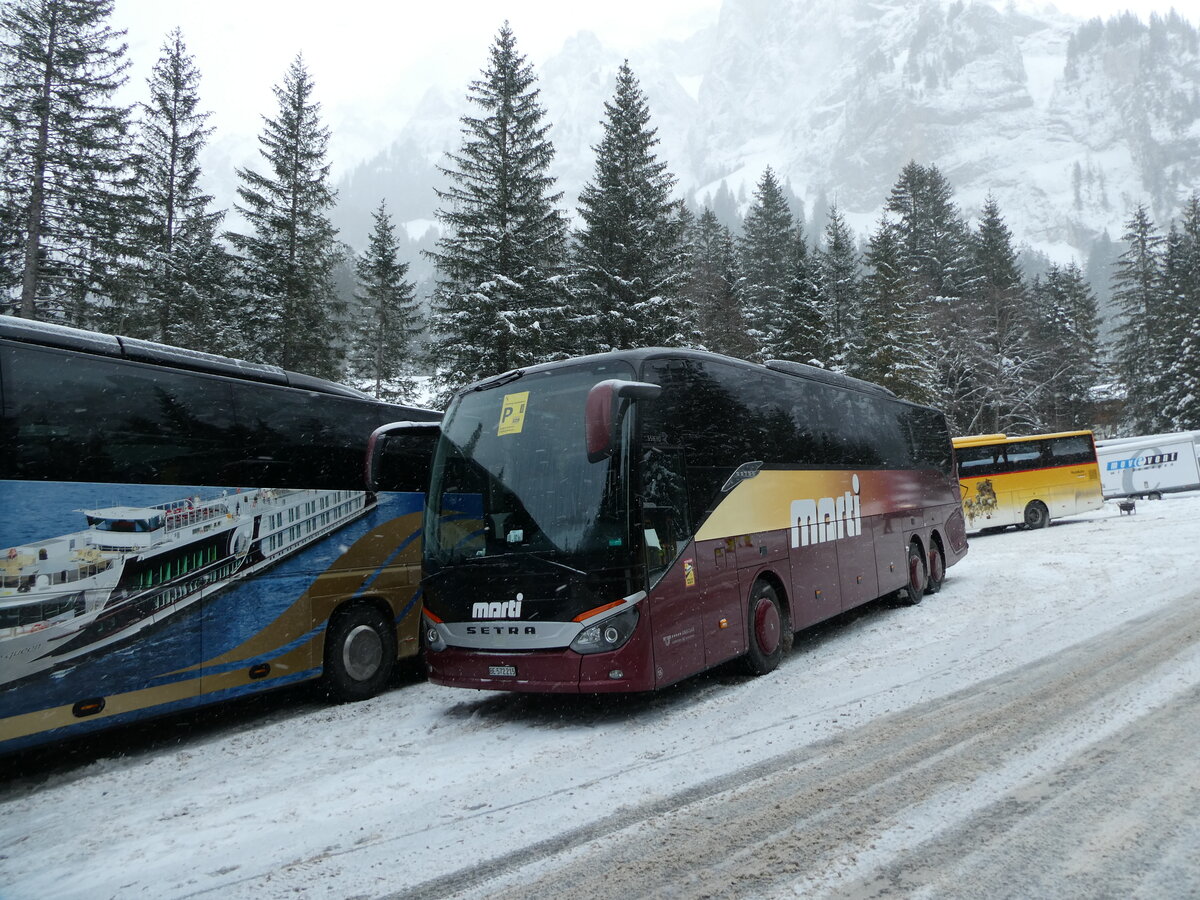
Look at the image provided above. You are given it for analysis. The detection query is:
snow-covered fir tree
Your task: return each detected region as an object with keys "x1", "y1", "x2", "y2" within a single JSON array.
[
  {"x1": 228, "y1": 54, "x2": 343, "y2": 378},
  {"x1": 130, "y1": 27, "x2": 230, "y2": 349},
  {"x1": 739, "y1": 167, "x2": 801, "y2": 361},
  {"x1": 574, "y1": 61, "x2": 690, "y2": 352},
  {"x1": 817, "y1": 205, "x2": 861, "y2": 372},
  {"x1": 427, "y1": 23, "x2": 570, "y2": 399},
  {"x1": 0, "y1": 0, "x2": 133, "y2": 323},
  {"x1": 885, "y1": 161, "x2": 977, "y2": 430},
  {"x1": 856, "y1": 216, "x2": 936, "y2": 404},
  {"x1": 1160, "y1": 194, "x2": 1200, "y2": 430},
  {"x1": 684, "y1": 206, "x2": 752, "y2": 359},
  {"x1": 1111, "y1": 204, "x2": 1168, "y2": 433},
  {"x1": 967, "y1": 195, "x2": 1041, "y2": 433},
  {"x1": 1030, "y1": 262, "x2": 1102, "y2": 431},
  {"x1": 349, "y1": 200, "x2": 421, "y2": 402}
]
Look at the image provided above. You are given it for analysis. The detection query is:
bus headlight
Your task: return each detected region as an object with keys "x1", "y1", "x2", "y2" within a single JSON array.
[
  {"x1": 570, "y1": 606, "x2": 639, "y2": 655},
  {"x1": 422, "y1": 615, "x2": 446, "y2": 652}
]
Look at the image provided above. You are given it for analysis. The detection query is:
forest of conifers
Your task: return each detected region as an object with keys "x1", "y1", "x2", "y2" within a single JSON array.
[{"x1": 3, "y1": 2, "x2": 1197, "y2": 433}]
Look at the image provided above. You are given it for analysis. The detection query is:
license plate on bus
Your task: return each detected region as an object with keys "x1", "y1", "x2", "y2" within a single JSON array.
[{"x1": 488, "y1": 665, "x2": 517, "y2": 677}]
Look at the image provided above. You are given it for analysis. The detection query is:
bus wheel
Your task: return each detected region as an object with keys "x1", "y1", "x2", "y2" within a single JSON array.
[
  {"x1": 1023, "y1": 501, "x2": 1050, "y2": 529},
  {"x1": 744, "y1": 580, "x2": 788, "y2": 675},
  {"x1": 925, "y1": 540, "x2": 945, "y2": 594},
  {"x1": 901, "y1": 542, "x2": 925, "y2": 606},
  {"x1": 323, "y1": 604, "x2": 397, "y2": 702}
]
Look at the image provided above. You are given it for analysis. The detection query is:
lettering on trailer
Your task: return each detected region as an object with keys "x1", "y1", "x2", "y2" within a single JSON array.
[
  {"x1": 1106, "y1": 452, "x2": 1178, "y2": 471},
  {"x1": 790, "y1": 474, "x2": 863, "y2": 549},
  {"x1": 472, "y1": 593, "x2": 523, "y2": 619}
]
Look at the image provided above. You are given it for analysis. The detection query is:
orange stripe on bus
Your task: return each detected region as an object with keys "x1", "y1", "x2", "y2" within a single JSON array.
[{"x1": 573, "y1": 600, "x2": 624, "y2": 623}]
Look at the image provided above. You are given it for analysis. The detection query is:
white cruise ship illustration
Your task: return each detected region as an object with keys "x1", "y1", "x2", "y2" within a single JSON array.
[{"x1": 0, "y1": 488, "x2": 371, "y2": 687}]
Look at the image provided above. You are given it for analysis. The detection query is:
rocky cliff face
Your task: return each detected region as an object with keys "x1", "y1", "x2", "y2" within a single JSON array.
[{"x1": 333, "y1": 1, "x2": 1200, "y2": 266}]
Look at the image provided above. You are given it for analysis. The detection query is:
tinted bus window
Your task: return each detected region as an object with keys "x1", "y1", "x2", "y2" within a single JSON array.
[{"x1": 2, "y1": 345, "x2": 238, "y2": 483}]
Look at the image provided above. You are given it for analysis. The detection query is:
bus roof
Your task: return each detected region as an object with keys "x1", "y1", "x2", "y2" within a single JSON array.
[
  {"x1": 464, "y1": 347, "x2": 903, "y2": 403},
  {"x1": 0, "y1": 314, "x2": 438, "y2": 414},
  {"x1": 952, "y1": 430, "x2": 1095, "y2": 448}
]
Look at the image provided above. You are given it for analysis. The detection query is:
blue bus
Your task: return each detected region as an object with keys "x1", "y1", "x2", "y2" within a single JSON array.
[{"x1": 0, "y1": 316, "x2": 438, "y2": 752}]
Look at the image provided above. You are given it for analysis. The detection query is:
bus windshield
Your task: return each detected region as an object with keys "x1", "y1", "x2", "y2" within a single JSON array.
[{"x1": 426, "y1": 361, "x2": 636, "y2": 572}]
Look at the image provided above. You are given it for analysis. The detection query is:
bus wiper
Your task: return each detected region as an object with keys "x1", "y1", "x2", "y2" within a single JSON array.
[
  {"x1": 527, "y1": 552, "x2": 586, "y2": 577},
  {"x1": 473, "y1": 368, "x2": 524, "y2": 391}
]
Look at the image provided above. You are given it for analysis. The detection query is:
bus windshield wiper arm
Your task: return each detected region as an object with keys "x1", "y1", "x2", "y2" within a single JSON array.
[
  {"x1": 527, "y1": 552, "x2": 586, "y2": 577},
  {"x1": 473, "y1": 368, "x2": 524, "y2": 391}
]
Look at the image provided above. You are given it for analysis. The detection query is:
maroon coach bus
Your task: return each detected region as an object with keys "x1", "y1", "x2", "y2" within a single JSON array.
[{"x1": 373, "y1": 349, "x2": 967, "y2": 693}]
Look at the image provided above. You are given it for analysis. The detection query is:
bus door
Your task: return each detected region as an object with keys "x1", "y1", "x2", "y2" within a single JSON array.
[{"x1": 640, "y1": 443, "x2": 704, "y2": 684}]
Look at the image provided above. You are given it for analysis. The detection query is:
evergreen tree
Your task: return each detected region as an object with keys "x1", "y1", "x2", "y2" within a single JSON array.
[
  {"x1": 575, "y1": 61, "x2": 688, "y2": 352},
  {"x1": 228, "y1": 54, "x2": 343, "y2": 378},
  {"x1": 968, "y1": 195, "x2": 1041, "y2": 433},
  {"x1": 779, "y1": 222, "x2": 829, "y2": 366},
  {"x1": 1160, "y1": 195, "x2": 1200, "y2": 429},
  {"x1": 884, "y1": 161, "x2": 976, "y2": 428},
  {"x1": 0, "y1": 0, "x2": 133, "y2": 322},
  {"x1": 349, "y1": 201, "x2": 421, "y2": 402},
  {"x1": 817, "y1": 205, "x2": 861, "y2": 372},
  {"x1": 1111, "y1": 204, "x2": 1168, "y2": 433},
  {"x1": 132, "y1": 28, "x2": 229, "y2": 347},
  {"x1": 856, "y1": 217, "x2": 936, "y2": 403},
  {"x1": 1030, "y1": 262, "x2": 1102, "y2": 431},
  {"x1": 738, "y1": 167, "x2": 796, "y2": 361},
  {"x1": 427, "y1": 23, "x2": 570, "y2": 397},
  {"x1": 685, "y1": 206, "x2": 751, "y2": 358}
]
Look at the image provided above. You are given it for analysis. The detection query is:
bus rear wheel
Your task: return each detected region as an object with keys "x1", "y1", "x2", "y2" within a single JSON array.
[
  {"x1": 744, "y1": 580, "x2": 789, "y2": 675},
  {"x1": 1023, "y1": 501, "x2": 1050, "y2": 529},
  {"x1": 323, "y1": 604, "x2": 397, "y2": 702},
  {"x1": 900, "y1": 542, "x2": 925, "y2": 606}
]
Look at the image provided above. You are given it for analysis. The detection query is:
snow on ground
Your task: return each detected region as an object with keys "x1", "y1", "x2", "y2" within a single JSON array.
[{"x1": 1, "y1": 493, "x2": 1198, "y2": 899}]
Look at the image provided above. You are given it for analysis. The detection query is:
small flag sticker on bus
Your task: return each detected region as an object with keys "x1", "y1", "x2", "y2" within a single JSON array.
[{"x1": 497, "y1": 391, "x2": 530, "y2": 436}]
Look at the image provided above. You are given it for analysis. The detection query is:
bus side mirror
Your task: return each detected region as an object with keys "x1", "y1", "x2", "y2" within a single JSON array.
[
  {"x1": 366, "y1": 421, "x2": 441, "y2": 492},
  {"x1": 585, "y1": 380, "x2": 661, "y2": 463}
]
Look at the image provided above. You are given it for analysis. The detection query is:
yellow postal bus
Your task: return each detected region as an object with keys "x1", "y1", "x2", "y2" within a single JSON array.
[{"x1": 953, "y1": 431, "x2": 1103, "y2": 532}]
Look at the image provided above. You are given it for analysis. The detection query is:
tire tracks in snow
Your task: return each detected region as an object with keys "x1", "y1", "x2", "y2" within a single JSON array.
[{"x1": 386, "y1": 587, "x2": 1200, "y2": 900}]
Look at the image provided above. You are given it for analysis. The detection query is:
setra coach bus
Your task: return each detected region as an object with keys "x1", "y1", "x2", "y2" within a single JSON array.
[
  {"x1": 371, "y1": 348, "x2": 968, "y2": 693},
  {"x1": 0, "y1": 316, "x2": 439, "y2": 752}
]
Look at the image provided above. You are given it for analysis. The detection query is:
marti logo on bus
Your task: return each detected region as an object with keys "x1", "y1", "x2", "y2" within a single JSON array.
[
  {"x1": 790, "y1": 474, "x2": 863, "y2": 548},
  {"x1": 473, "y1": 593, "x2": 522, "y2": 619}
]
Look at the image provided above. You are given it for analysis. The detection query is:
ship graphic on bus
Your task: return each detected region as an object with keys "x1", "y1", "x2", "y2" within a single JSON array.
[{"x1": 0, "y1": 487, "x2": 371, "y2": 687}]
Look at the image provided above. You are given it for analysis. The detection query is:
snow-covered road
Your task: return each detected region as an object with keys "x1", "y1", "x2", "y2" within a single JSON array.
[{"x1": 3, "y1": 494, "x2": 1199, "y2": 899}]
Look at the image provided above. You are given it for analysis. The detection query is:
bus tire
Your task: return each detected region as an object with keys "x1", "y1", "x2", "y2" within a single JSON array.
[
  {"x1": 900, "y1": 542, "x2": 925, "y2": 606},
  {"x1": 744, "y1": 580, "x2": 788, "y2": 676},
  {"x1": 1023, "y1": 500, "x2": 1050, "y2": 529},
  {"x1": 323, "y1": 603, "x2": 396, "y2": 702},
  {"x1": 925, "y1": 539, "x2": 945, "y2": 594}
]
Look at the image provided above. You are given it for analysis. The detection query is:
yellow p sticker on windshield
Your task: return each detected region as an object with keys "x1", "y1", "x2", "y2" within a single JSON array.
[{"x1": 498, "y1": 391, "x2": 530, "y2": 436}]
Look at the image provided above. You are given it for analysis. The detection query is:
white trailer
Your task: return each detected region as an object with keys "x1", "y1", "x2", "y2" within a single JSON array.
[{"x1": 1095, "y1": 431, "x2": 1200, "y2": 499}]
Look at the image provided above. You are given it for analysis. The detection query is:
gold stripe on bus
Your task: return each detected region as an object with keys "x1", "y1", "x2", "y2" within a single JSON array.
[
  {"x1": 171, "y1": 512, "x2": 423, "y2": 674},
  {"x1": 2, "y1": 639, "x2": 319, "y2": 742},
  {"x1": 696, "y1": 471, "x2": 872, "y2": 542}
]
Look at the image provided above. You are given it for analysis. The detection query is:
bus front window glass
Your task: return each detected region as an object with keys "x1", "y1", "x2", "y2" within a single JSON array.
[{"x1": 426, "y1": 363, "x2": 636, "y2": 571}]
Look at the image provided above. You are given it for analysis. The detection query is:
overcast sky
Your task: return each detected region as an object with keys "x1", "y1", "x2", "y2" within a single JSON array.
[{"x1": 109, "y1": 0, "x2": 1191, "y2": 177}]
